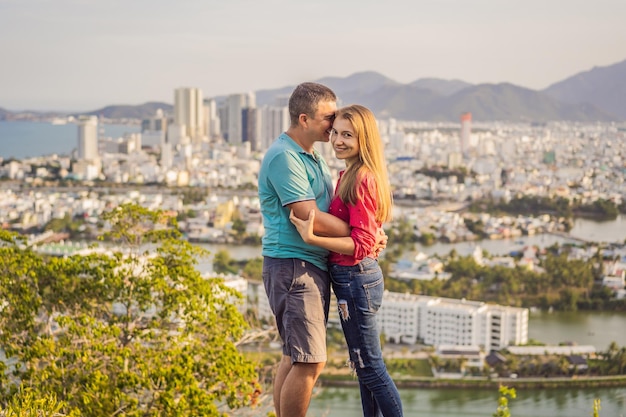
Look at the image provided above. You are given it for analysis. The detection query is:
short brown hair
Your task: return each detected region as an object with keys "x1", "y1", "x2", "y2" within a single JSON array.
[{"x1": 288, "y1": 82, "x2": 337, "y2": 127}]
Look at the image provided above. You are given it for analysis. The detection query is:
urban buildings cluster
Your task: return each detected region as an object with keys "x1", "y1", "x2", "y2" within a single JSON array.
[{"x1": 2, "y1": 87, "x2": 624, "y2": 212}]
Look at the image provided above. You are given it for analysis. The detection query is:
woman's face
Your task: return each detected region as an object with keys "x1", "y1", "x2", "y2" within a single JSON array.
[{"x1": 330, "y1": 117, "x2": 360, "y2": 165}]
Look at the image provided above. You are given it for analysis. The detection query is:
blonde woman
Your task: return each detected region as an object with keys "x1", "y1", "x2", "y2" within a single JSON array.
[{"x1": 290, "y1": 104, "x2": 402, "y2": 417}]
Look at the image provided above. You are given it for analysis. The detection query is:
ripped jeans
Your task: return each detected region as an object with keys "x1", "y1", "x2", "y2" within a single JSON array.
[{"x1": 330, "y1": 257, "x2": 403, "y2": 417}]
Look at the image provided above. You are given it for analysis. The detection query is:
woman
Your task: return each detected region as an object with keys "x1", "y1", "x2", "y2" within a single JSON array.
[{"x1": 290, "y1": 104, "x2": 403, "y2": 417}]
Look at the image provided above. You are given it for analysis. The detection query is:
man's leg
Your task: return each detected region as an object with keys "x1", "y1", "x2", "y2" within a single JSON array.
[
  {"x1": 263, "y1": 258, "x2": 330, "y2": 417},
  {"x1": 279, "y1": 361, "x2": 326, "y2": 417},
  {"x1": 273, "y1": 355, "x2": 291, "y2": 417}
]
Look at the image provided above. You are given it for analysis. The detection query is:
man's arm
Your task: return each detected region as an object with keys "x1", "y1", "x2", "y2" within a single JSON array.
[
  {"x1": 290, "y1": 209, "x2": 355, "y2": 255},
  {"x1": 287, "y1": 200, "x2": 351, "y2": 237}
]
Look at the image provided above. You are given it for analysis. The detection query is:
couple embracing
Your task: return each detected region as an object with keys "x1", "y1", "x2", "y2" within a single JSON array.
[{"x1": 259, "y1": 82, "x2": 403, "y2": 417}]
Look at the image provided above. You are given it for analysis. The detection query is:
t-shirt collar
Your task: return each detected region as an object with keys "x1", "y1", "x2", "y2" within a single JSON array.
[{"x1": 280, "y1": 132, "x2": 320, "y2": 160}]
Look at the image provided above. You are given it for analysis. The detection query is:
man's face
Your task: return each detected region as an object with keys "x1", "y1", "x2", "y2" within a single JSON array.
[{"x1": 309, "y1": 100, "x2": 337, "y2": 142}]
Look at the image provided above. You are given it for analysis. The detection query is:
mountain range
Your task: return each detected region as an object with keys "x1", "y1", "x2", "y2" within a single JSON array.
[{"x1": 2, "y1": 58, "x2": 625, "y2": 123}]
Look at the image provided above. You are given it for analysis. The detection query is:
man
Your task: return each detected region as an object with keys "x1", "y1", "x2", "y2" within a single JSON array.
[{"x1": 258, "y1": 82, "x2": 351, "y2": 417}]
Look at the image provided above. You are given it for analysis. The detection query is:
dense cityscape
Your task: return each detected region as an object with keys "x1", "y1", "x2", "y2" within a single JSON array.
[{"x1": 2, "y1": 86, "x2": 626, "y2": 416}]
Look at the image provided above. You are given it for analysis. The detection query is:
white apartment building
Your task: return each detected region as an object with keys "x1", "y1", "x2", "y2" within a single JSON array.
[
  {"x1": 174, "y1": 87, "x2": 205, "y2": 143},
  {"x1": 380, "y1": 292, "x2": 528, "y2": 350},
  {"x1": 77, "y1": 115, "x2": 99, "y2": 160},
  {"x1": 249, "y1": 280, "x2": 273, "y2": 322},
  {"x1": 255, "y1": 288, "x2": 528, "y2": 351},
  {"x1": 203, "y1": 98, "x2": 221, "y2": 139},
  {"x1": 217, "y1": 273, "x2": 249, "y2": 314}
]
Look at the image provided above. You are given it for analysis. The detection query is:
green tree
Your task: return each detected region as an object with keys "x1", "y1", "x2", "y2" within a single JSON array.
[
  {"x1": 0, "y1": 388, "x2": 79, "y2": 417},
  {"x1": 232, "y1": 216, "x2": 247, "y2": 242},
  {"x1": 0, "y1": 204, "x2": 261, "y2": 416},
  {"x1": 213, "y1": 249, "x2": 239, "y2": 274},
  {"x1": 242, "y1": 257, "x2": 263, "y2": 281}
]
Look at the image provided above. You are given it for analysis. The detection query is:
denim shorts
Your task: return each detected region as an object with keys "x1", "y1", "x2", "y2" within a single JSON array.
[{"x1": 262, "y1": 257, "x2": 330, "y2": 363}]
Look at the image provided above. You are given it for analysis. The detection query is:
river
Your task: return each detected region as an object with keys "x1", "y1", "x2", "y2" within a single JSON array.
[
  {"x1": 197, "y1": 215, "x2": 626, "y2": 261},
  {"x1": 405, "y1": 214, "x2": 626, "y2": 258},
  {"x1": 308, "y1": 385, "x2": 626, "y2": 417}
]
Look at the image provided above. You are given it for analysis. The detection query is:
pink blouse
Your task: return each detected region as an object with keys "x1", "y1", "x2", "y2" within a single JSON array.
[{"x1": 328, "y1": 170, "x2": 380, "y2": 266}]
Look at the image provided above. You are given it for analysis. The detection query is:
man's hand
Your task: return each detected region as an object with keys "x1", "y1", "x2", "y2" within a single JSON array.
[{"x1": 374, "y1": 227, "x2": 388, "y2": 257}]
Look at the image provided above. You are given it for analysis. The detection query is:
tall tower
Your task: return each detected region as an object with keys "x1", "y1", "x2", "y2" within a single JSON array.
[
  {"x1": 243, "y1": 107, "x2": 264, "y2": 151},
  {"x1": 77, "y1": 115, "x2": 98, "y2": 160},
  {"x1": 460, "y1": 112, "x2": 472, "y2": 157},
  {"x1": 203, "y1": 97, "x2": 221, "y2": 140},
  {"x1": 260, "y1": 105, "x2": 289, "y2": 152},
  {"x1": 227, "y1": 92, "x2": 256, "y2": 145},
  {"x1": 174, "y1": 87, "x2": 205, "y2": 143},
  {"x1": 227, "y1": 93, "x2": 246, "y2": 145}
]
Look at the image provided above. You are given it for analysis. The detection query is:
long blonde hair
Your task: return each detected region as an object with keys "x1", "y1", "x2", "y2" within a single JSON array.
[{"x1": 334, "y1": 105, "x2": 392, "y2": 223}]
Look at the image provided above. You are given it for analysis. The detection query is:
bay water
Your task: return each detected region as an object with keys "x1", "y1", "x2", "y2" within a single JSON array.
[{"x1": 0, "y1": 120, "x2": 140, "y2": 159}]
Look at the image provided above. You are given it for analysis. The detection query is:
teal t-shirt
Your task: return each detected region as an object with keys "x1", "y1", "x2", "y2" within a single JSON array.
[{"x1": 258, "y1": 133, "x2": 333, "y2": 271}]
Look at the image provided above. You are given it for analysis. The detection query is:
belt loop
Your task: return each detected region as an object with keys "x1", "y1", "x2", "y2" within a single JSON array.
[{"x1": 358, "y1": 262, "x2": 365, "y2": 273}]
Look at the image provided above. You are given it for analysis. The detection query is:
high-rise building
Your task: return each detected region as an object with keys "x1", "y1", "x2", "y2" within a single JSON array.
[
  {"x1": 227, "y1": 92, "x2": 255, "y2": 145},
  {"x1": 218, "y1": 105, "x2": 229, "y2": 141},
  {"x1": 227, "y1": 94, "x2": 245, "y2": 145},
  {"x1": 242, "y1": 107, "x2": 262, "y2": 151},
  {"x1": 203, "y1": 98, "x2": 221, "y2": 140},
  {"x1": 174, "y1": 87, "x2": 205, "y2": 143},
  {"x1": 460, "y1": 112, "x2": 472, "y2": 157},
  {"x1": 141, "y1": 109, "x2": 168, "y2": 148},
  {"x1": 260, "y1": 105, "x2": 289, "y2": 152},
  {"x1": 141, "y1": 108, "x2": 168, "y2": 133},
  {"x1": 77, "y1": 115, "x2": 98, "y2": 160}
]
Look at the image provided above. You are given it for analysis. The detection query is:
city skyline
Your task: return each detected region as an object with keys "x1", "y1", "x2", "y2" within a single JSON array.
[{"x1": 1, "y1": 0, "x2": 625, "y2": 111}]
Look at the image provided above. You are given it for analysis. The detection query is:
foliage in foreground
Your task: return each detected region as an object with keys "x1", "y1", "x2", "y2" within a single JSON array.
[
  {"x1": 0, "y1": 203, "x2": 261, "y2": 416},
  {"x1": 493, "y1": 386, "x2": 516, "y2": 417}
]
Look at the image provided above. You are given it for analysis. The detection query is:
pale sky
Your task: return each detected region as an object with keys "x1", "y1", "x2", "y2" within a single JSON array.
[{"x1": 1, "y1": 0, "x2": 625, "y2": 112}]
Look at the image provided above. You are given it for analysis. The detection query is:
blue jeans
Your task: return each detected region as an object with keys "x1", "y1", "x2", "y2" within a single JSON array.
[{"x1": 330, "y1": 257, "x2": 403, "y2": 417}]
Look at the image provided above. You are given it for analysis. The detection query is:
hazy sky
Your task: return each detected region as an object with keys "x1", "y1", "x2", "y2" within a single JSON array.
[{"x1": 1, "y1": 0, "x2": 625, "y2": 111}]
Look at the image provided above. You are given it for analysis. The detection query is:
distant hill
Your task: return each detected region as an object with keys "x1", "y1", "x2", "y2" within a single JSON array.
[
  {"x1": 316, "y1": 71, "x2": 402, "y2": 97},
  {"x1": 428, "y1": 83, "x2": 615, "y2": 122},
  {"x1": 0, "y1": 102, "x2": 172, "y2": 122},
  {"x1": 349, "y1": 84, "x2": 443, "y2": 120},
  {"x1": 543, "y1": 58, "x2": 626, "y2": 119},
  {"x1": 409, "y1": 78, "x2": 473, "y2": 96},
  {"x1": 79, "y1": 102, "x2": 172, "y2": 120},
  {"x1": 253, "y1": 69, "x2": 622, "y2": 122}
]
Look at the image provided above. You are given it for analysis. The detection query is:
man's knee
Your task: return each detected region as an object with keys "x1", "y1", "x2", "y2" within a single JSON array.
[{"x1": 292, "y1": 361, "x2": 326, "y2": 379}]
